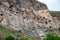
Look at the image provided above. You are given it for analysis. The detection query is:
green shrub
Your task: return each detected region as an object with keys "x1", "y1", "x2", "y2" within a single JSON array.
[
  {"x1": 43, "y1": 33, "x2": 60, "y2": 40},
  {"x1": 5, "y1": 36, "x2": 14, "y2": 40},
  {"x1": 58, "y1": 27, "x2": 60, "y2": 30}
]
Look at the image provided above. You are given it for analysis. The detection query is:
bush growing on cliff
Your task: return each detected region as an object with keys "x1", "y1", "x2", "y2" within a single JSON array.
[
  {"x1": 43, "y1": 33, "x2": 60, "y2": 40},
  {"x1": 58, "y1": 27, "x2": 60, "y2": 30},
  {"x1": 5, "y1": 36, "x2": 14, "y2": 40}
]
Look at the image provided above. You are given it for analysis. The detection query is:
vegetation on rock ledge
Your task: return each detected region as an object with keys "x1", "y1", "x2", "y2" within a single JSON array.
[{"x1": 43, "y1": 33, "x2": 60, "y2": 40}]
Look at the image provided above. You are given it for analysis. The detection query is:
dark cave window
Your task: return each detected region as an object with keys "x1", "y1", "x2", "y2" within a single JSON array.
[
  {"x1": 23, "y1": 17, "x2": 25, "y2": 19},
  {"x1": 9, "y1": 6, "x2": 12, "y2": 8},
  {"x1": 16, "y1": 12, "x2": 19, "y2": 14},
  {"x1": 9, "y1": 4, "x2": 14, "y2": 8},
  {"x1": 22, "y1": 11, "x2": 24, "y2": 13},
  {"x1": 38, "y1": 26, "x2": 40, "y2": 28},
  {"x1": 49, "y1": 26, "x2": 52, "y2": 28},
  {"x1": 0, "y1": 14, "x2": 4, "y2": 16},
  {"x1": 49, "y1": 20, "x2": 51, "y2": 22},
  {"x1": 43, "y1": 17, "x2": 45, "y2": 19},
  {"x1": 9, "y1": 9, "x2": 12, "y2": 11},
  {"x1": 37, "y1": 7, "x2": 39, "y2": 9},
  {"x1": 45, "y1": 21, "x2": 48, "y2": 24}
]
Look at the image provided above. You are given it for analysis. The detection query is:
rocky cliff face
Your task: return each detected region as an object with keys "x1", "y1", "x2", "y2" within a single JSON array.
[{"x1": 0, "y1": 0, "x2": 60, "y2": 40}]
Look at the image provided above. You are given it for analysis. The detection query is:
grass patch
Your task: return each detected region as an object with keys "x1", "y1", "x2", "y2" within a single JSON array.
[
  {"x1": 0, "y1": 25, "x2": 21, "y2": 38},
  {"x1": 0, "y1": 25, "x2": 38, "y2": 40}
]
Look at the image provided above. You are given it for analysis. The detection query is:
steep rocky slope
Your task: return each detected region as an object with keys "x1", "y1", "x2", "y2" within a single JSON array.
[
  {"x1": 0, "y1": 0, "x2": 60, "y2": 40},
  {"x1": 50, "y1": 11, "x2": 60, "y2": 26}
]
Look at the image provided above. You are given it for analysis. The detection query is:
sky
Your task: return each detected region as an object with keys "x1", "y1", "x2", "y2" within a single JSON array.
[{"x1": 37, "y1": 0, "x2": 60, "y2": 11}]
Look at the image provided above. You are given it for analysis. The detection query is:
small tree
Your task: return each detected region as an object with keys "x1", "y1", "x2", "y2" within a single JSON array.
[
  {"x1": 43, "y1": 33, "x2": 60, "y2": 40},
  {"x1": 5, "y1": 36, "x2": 14, "y2": 40}
]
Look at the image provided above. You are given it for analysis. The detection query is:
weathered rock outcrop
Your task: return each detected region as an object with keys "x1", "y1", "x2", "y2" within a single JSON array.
[{"x1": 0, "y1": 0, "x2": 60, "y2": 40}]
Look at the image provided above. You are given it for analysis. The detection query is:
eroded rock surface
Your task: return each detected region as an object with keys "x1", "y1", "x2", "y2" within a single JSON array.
[{"x1": 0, "y1": 0, "x2": 60, "y2": 40}]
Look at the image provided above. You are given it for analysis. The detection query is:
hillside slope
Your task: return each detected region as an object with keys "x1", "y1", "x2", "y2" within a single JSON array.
[{"x1": 0, "y1": 0, "x2": 60, "y2": 40}]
